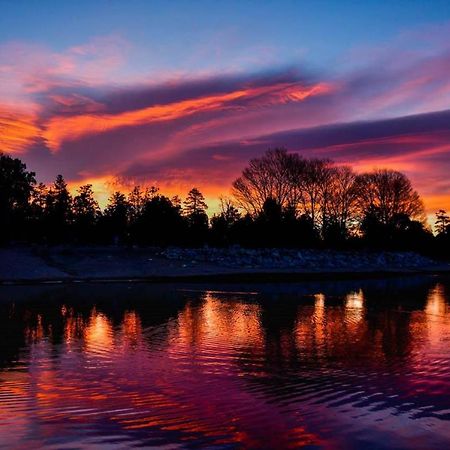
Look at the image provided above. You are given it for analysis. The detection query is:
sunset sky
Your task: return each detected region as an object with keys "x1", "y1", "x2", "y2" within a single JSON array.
[{"x1": 1, "y1": 0, "x2": 450, "y2": 218}]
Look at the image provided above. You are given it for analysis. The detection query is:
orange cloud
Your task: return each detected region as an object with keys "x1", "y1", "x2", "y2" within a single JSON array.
[
  {"x1": 0, "y1": 108, "x2": 40, "y2": 154},
  {"x1": 42, "y1": 82, "x2": 331, "y2": 151}
]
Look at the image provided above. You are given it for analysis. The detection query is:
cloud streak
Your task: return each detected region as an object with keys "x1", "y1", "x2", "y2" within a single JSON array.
[{"x1": 42, "y1": 81, "x2": 331, "y2": 151}]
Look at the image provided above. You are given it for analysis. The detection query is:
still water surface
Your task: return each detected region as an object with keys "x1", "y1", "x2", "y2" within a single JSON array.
[{"x1": 1, "y1": 277, "x2": 450, "y2": 449}]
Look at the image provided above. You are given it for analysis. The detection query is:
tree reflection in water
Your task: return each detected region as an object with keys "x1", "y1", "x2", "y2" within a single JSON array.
[{"x1": 0, "y1": 276, "x2": 449, "y2": 449}]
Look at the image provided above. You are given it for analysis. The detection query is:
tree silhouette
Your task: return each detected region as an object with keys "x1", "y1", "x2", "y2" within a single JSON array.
[
  {"x1": 45, "y1": 174, "x2": 73, "y2": 241},
  {"x1": 0, "y1": 151, "x2": 444, "y2": 256},
  {"x1": 73, "y1": 184, "x2": 100, "y2": 217},
  {"x1": 322, "y1": 165, "x2": 359, "y2": 237},
  {"x1": 183, "y1": 188, "x2": 208, "y2": 246},
  {"x1": 101, "y1": 192, "x2": 130, "y2": 244},
  {"x1": 31, "y1": 183, "x2": 48, "y2": 212},
  {"x1": 356, "y1": 170, "x2": 425, "y2": 225},
  {"x1": 434, "y1": 209, "x2": 450, "y2": 257},
  {"x1": 355, "y1": 170, "x2": 428, "y2": 248},
  {"x1": 256, "y1": 198, "x2": 284, "y2": 247},
  {"x1": 51, "y1": 175, "x2": 72, "y2": 212},
  {"x1": 435, "y1": 210, "x2": 449, "y2": 236},
  {"x1": 210, "y1": 198, "x2": 241, "y2": 246},
  {"x1": 28, "y1": 182, "x2": 49, "y2": 242},
  {"x1": 232, "y1": 148, "x2": 299, "y2": 215},
  {"x1": 72, "y1": 184, "x2": 100, "y2": 242},
  {"x1": 128, "y1": 186, "x2": 150, "y2": 222},
  {"x1": 231, "y1": 149, "x2": 353, "y2": 237},
  {"x1": 0, "y1": 153, "x2": 36, "y2": 242},
  {"x1": 183, "y1": 188, "x2": 208, "y2": 216},
  {"x1": 135, "y1": 195, "x2": 185, "y2": 246}
]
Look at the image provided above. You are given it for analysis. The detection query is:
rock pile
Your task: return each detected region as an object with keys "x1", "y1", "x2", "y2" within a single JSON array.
[{"x1": 162, "y1": 247, "x2": 437, "y2": 271}]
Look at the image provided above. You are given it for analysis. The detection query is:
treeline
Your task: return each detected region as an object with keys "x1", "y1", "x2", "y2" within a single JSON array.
[{"x1": 1, "y1": 150, "x2": 450, "y2": 255}]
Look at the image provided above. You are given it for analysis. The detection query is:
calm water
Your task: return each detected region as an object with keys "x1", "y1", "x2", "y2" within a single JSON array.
[{"x1": 1, "y1": 277, "x2": 450, "y2": 449}]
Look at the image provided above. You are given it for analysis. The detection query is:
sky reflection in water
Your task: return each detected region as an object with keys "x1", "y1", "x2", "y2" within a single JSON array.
[{"x1": 0, "y1": 277, "x2": 450, "y2": 449}]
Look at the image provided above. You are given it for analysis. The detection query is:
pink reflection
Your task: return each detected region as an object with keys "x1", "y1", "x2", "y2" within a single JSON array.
[
  {"x1": 2, "y1": 297, "x2": 322, "y2": 448},
  {"x1": 1, "y1": 285, "x2": 450, "y2": 449}
]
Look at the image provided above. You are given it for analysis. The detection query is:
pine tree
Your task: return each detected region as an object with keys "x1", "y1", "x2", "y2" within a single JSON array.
[
  {"x1": 102, "y1": 192, "x2": 130, "y2": 243},
  {"x1": 72, "y1": 184, "x2": 100, "y2": 242},
  {"x1": 183, "y1": 188, "x2": 208, "y2": 245},
  {"x1": 73, "y1": 184, "x2": 100, "y2": 219},
  {"x1": 0, "y1": 153, "x2": 36, "y2": 242},
  {"x1": 45, "y1": 175, "x2": 72, "y2": 241},
  {"x1": 435, "y1": 210, "x2": 450, "y2": 236},
  {"x1": 128, "y1": 186, "x2": 147, "y2": 222},
  {"x1": 183, "y1": 188, "x2": 208, "y2": 217}
]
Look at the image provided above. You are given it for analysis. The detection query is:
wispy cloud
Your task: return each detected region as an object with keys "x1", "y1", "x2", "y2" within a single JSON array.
[{"x1": 42, "y1": 81, "x2": 331, "y2": 151}]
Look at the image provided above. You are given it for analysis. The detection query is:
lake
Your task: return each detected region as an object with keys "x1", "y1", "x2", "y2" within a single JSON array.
[{"x1": 0, "y1": 276, "x2": 449, "y2": 449}]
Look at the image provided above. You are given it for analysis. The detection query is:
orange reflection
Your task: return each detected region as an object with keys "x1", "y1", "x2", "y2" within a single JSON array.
[
  {"x1": 423, "y1": 284, "x2": 449, "y2": 354},
  {"x1": 84, "y1": 309, "x2": 114, "y2": 353},
  {"x1": 119, "y1": 311, "x2": 142, "y2": 349},
  {"x1": 64, "y1": 312, "x2": 85, "y2": 346},
  {"x1": 6, "y1": 286, "x2": 450, "y2": 449},
  {"x1": 174, "y1": 292, "x2": 264, "y2": 350},
  {"x1": 344, "y1": 289, "x2": 365, "y2": 323},
  {"x1": 24, "y1": 313, "x2": 45, "y2": 343},
  {"x1": 295, "y1": 291, "x2": 382, "y2": 365},
  {"x1": 402, "y1": 284, "x2": 450, "y2": 404}
]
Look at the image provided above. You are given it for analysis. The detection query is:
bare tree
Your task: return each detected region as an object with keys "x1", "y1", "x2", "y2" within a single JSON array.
[
  {"x1": 232, "y1": 148, "x2": 299, "y2": 214},
  {"x1": 293, "y1": 158, "x2": 334, "y2": 229},
  {"x1": 325, "y1": 166, "x2": 359, "y2": 232},
  {"x1": 218, "y1": 197, "x2": 240, "y2": 224},
  {"x1": 355, "y1": 169, "x2": 425, "y2": 224},
  {"x1": 233, "y1": 150, "x2": 426, "y2": 240},
  {"x1": 232, "y1": 149, "x2": 354, "y2": 231}
]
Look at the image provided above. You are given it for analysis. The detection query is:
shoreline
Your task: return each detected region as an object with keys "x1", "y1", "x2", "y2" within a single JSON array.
[
  {"x1": 2, "y1": 270, "x2": 450, "y2": 286},
  {"x1": 1, "y1": 246, "x2": 449, "y2": 285}
]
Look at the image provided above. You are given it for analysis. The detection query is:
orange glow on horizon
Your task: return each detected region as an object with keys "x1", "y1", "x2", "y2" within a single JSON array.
[
  {"x1": 67, "y1": 173, "x2": 227, "y2": 213},
  {"x1": 68, "y1": 167, "x2": 450, "y2": 221}
]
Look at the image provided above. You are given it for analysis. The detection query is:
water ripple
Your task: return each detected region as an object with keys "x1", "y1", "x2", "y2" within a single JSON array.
[{"x1": 0, "y1": 279, "x2": 450, "y2": 448}]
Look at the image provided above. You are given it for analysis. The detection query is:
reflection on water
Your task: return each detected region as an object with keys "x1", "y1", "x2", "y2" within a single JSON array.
[{"x1": 1, "y1": 277, "x2": 450, "y2": 449}]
